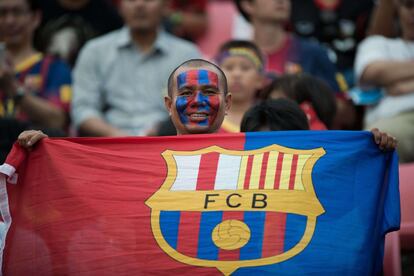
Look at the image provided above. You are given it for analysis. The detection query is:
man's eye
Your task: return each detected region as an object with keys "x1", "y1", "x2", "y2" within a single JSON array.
[
  {"x1": 204, "y1": 89, "x2": 218, "y2": 95},
  {"x1": 179, "y1": 90, "x2": 193, "y2": 96}
]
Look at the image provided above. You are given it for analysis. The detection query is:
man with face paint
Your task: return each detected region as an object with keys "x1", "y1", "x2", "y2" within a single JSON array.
[{"x1": 164, "y1": 59, "x2": 232, "y2": 135}]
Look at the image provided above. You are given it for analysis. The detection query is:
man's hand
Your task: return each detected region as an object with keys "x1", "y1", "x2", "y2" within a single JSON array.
[
  {"x1": 17, "y1": 130, "x2": 48, "y2": 148},
  {"x1": 371, "y1": 128, "x2": 398, "y2": 151}
]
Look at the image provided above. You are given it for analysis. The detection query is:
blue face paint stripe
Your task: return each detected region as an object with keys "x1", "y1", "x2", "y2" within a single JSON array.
[
  {"x1": 197, "y1": 211, "x2": 222, "y2": 260},
  {"x1": 196, "y1": 92, "x2": 209, "y2": 126},
  {"x1": 198, "y1": 69, "x2": 210, "y2": 85},
  {"x1": 160, "y1": 211, "x2": 181, "y2": 249},
  {"x1": 240, "y1": 211, "x2": 266, "y2": 260},
  {"x1": 176, "y1": 96, "x2": 189, "y2": 124},
  {"x1": 177, "y1": 71, "x2": 188, "y2": 89}
]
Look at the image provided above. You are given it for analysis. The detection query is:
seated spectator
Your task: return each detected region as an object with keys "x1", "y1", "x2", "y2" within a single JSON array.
[
  {"x1": 164, "y1": 0, "x2": 208, "y2": 42},
  {"x1": 0, "y1": 0, "x2": 72, "y2": 130},
  {"x1": 215, "y1": 39, "x2": 265, "y2": 133},
  {"x1": 35, "y1": 0, "x2": 123, "y2": 66},
  {"x1": 355, "y1": 0, "x2": 414, "y2": 163},
  {"x1": 259, "y1": 73, "x2": 337, "y2": 130},
  {"x1": 0, "y1": 0, "x2": 71, "y2": 161},
  {"x1": 71, "y1": 0, "x2": 201, "y2": 137},
  {"x1": 240, "y1": 98, "x2": 309, "y2": 132},
  {"x1": 235, "y1": 0, "x2": 340, "y2": 92},
  {"x1": 290, "y1": 0, "x2": 374, "y2": 87}
]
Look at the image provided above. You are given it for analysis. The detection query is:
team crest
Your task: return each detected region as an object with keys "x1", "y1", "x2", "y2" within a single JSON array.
[{"x1": 146, "y1": 145, "x2": 325, "y2": 275}]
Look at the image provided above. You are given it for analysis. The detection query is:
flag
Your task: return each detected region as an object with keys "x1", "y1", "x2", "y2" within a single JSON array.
[{"x1": 0, "y1": 131, "x2": 400, "y2": 275}]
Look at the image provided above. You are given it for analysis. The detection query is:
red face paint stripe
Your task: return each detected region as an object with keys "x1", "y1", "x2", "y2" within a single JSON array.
[
  {"x1": 186, "y1": 70, "x2": 201, "y2": 87},
  {"x1": 207, "y1": 70, "x2": 219, "y2": 87}
]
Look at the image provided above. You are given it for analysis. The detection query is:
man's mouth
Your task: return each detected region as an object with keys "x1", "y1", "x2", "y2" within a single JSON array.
[{"x1": 188, "y1": 112, "x2": 209, "y2": 121}]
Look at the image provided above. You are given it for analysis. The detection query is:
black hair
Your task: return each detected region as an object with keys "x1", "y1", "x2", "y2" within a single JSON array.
[
  {"x1": 259, "y1": 73, "x2": 337, "y2": 129},
  {"x1": 235, "y1": 0, "x2": 252, "y2": 22},
  {"x1": 240, "y1": 99, "x2": 309, "y2": 132},
  {"x1": 26, "y1": 0, "x2": 40, "y2": 11},
  {"x1": 167, "y1": 58, "x2": 228, "y2": 97},
  {"x1": 216, "y1": 39, "x2": 264, "y2": 66}
]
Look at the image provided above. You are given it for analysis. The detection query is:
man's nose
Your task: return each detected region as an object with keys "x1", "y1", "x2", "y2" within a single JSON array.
[{"x1": 192, "y1": 91, "x2": 208, "y2": 106}]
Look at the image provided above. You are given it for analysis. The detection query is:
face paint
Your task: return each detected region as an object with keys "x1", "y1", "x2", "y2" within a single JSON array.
[{"x1": 175, "y1": 69, "x2": 221, "y2": 128}]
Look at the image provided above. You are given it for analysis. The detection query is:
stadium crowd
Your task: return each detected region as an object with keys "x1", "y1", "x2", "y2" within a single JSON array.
[{"x1": 1, "y1": 0, "x2": 414, "y2": 273}]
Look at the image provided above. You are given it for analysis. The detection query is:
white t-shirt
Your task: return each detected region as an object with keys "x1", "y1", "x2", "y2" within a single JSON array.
[{"x1": 355, "y1": 35, "x2": 414, "y2": 125}]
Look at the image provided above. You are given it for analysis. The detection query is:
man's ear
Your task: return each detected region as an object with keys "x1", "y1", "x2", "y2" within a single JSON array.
[
  {"x1": 32, "y1": 10, "x2": 42, "y2": 31},
  {"x1": 224, "y1": 93, "x2": 232, "y2": 113},
  {"x1": 164, "y1": 95, "x2": 173, "y2": 115}
]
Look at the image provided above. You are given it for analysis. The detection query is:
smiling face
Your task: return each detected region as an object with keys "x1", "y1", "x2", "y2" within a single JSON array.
[
  {"x1": 120, "y1": 0, "x2": 165, "y2": 33},
  {"x1": 0, "y1": 0, "x2": 39, "y2": 49},
  {"x1": 165, "y1": 68, "x2": 231, "y2": 134}
]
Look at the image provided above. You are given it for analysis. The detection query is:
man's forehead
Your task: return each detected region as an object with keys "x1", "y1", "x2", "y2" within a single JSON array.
[{"x1": 175, "y1": 67, "x2": 221, "y2": 88}]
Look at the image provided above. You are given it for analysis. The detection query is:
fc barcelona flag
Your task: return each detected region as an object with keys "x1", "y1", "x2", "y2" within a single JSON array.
[{"x1": 0, "y1": 131, "x2": 399, "y2": 275}]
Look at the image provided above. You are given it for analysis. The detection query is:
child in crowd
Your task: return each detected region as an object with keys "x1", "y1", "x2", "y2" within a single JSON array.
[
  {"x1": 214, "y1": 40, "x2": 265, "y2": 133},
  {"x1": 259, "y1": 73, "x2": 337, "y2": 130}
]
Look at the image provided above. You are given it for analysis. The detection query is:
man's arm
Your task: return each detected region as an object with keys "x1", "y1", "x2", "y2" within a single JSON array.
[
  {"x1": 387, "y1": 78, "x2": 414, "y2": 95},
  {"x1": 360, "y1": 60, "x2": 414, "y2": 87},
  {"x1": 18, "y1": 92, "x2": 66, "y2": 129},
  {"x1": 78, "y1": 118, "x2": 127, "y2": 137}
]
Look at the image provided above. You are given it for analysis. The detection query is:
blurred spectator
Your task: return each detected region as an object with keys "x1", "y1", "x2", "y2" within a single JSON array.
[
  {"x1": 259, "y1": 73, "x2": 337, "y2": 129},
  {"x1": 0, "y1": 0, "x2": 72, "y2": 161},
  {"x1": 35, "y1": 0, "x2": 123, "y2": 66},
  {"x1": 355, "y1": 0, "x2": 414, "y2": 163},
  {"x1": 71, "y1": 0, "x2": 201, "y2": 137},
  {"x1": 215, "y1": 40, "x2": 265, "y2": 132},
  {"x1": 164, "y1": 0, "x2": 208, "y2": 42},
  {"x1": 240, "y1": 98, "x2": 309, "y2": 132},
  {"x1": 367, "y1": 0, "x2": 399, "y2": 37},
  {"x1": 290, "y1": 0, "x2": 374, "y2": 87},
  {"x1": 235, "y1": 0, "x2": 340, "y2": 92}
]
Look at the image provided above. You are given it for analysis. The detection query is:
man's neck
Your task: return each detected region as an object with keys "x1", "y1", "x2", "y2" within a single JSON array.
[
  {"x1": 8, "y1": 44, "x2": 37, "y2": 66},
  {"x1": 252, "y1": 20, "x2": 287, "y2": 54},
  {"x1": 130, "y1": 28, "x2": 159, "y2": 54}
]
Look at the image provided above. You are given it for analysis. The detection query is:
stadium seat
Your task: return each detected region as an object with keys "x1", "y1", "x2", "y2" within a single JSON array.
[
  {"x1": 399, "y1": 162, "x2": 414, "y2": 249},
  {"x1": 196, "y1": 0, "x2": 236, "y2": 58},
  {"x1": 384, "y1": 231, "x2": 402, "y2": 276}
]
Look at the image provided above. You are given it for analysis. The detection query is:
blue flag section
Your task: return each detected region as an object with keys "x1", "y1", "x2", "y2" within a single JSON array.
[
  {"x1": 232, "y1": 130, "x2": 400, "y2": 275},
  {"x1": 145, "y1": 130, "x2": 400, "y2": 275}
]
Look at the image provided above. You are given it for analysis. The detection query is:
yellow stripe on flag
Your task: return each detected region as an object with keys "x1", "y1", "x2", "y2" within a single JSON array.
[
  {"x1": 237, "y1": 155, "x2": 248, "y2": 190},
  {"x1": 279, "y1": 154, "x2": 292, "y2": 190},
  {"x1": 294, "y1": 155, "x2": 309, "y2": 191},
  {"x1": 265, "y1": 151, "x2": 278, "y2": 189},
  {"x1": 249, "y1": 153, "x2": 263, "y2": 189}
]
